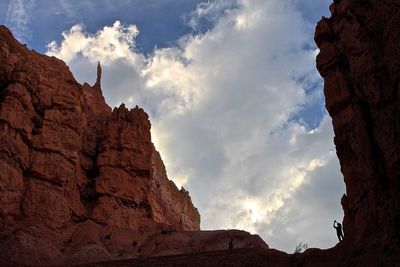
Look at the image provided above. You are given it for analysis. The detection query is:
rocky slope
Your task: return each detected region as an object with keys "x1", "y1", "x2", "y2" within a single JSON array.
[{"x1": 315, "y1": 0, "x2": 400, "y2": 265}]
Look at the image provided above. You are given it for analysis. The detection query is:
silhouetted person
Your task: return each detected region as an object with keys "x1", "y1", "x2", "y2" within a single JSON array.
[
  {"x1": 229, "y1": 238, "x2": 234, "y2": 250},
  {"x1": 333, "y1": 220, "x2": 344, "y2": 242}
]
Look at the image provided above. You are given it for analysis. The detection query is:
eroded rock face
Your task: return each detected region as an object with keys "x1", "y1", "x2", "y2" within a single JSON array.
[
  {"x1": 315, "y1": 0, "x2": 400, "y2": 265},
  {"x1": 0, "y1": 25, "x2": 200, "y2": 265}
]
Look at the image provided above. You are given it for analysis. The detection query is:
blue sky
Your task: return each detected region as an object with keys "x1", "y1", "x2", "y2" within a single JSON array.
[
  {"x1": 2, "y1": 0, "x2": 204, "y2": 53},
  {"x1": 2, "y1": 0, "x2": 344, "y2": 253},
  {"x1": 1, "y1": 0, "x2": 330, "y2": 54}
]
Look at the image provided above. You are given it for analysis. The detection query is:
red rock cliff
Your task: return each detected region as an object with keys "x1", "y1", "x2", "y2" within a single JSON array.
[
  {"x1": 0, "y1": 25, "x2": 200, "y2": 265},
  {"x1": 315, "y1": 0, "x2": 400, "y2": 265}
]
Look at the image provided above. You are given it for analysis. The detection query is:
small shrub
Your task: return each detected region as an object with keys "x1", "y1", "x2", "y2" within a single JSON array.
[{"x1": 294, "y1": 242, "x2": 308, "y2": 255}]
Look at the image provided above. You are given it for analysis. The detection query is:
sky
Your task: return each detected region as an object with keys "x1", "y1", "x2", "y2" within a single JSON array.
[{"x1": 1, "y1": 0, "x2": 345, "y2": 253}]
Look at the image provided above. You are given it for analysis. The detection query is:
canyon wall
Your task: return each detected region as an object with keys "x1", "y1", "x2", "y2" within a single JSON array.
[
  {"x1": 315, "y1": 0, "x2": 400, "y2": 265},
  {"x1": 2, "y1": 0, "x2": 400, "y2": 264},
  {"x1": 0, "y1": 25, "x2": 201, "y2": 265}
]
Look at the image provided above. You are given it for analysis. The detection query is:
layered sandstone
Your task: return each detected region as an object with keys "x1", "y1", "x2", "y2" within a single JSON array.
[
  {"x1": 0, "y1": 25, "x2": 201, "y2": 265},
  {"x1": 315, "y1": 0, "x2": 400, "y2": 265}
]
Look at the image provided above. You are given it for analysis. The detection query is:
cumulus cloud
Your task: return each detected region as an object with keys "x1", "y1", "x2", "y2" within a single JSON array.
[
  {"x1": 47, "y1": 21, "x2": 142, "y2": 63},
  {"x1": 47, "y1": 0, "x2": 344, "y2": 252},
  {"x1": 5, "y1": 0, "x2": 34, "y2": 44}
]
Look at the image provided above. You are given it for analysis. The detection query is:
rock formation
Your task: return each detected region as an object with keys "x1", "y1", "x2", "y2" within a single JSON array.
[
  {"x1": 0, "y1": 25, "x2": 270, "y2": 266},
  {"x1": 2, "y1": 0, "x2": 400, "y2": 265},
  {"x1": 0, "y1": 25, "x2": 205, "y2": 265},
  {"x1": 315, "y1": 0, "x2": 400, "y2": 265},
  {"x1": 94, "y1": 62, "x2": 102, "y2": 90}
]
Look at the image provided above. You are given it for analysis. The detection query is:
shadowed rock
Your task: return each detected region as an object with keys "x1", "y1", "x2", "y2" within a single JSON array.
[{"x1": 315, "y1": 0, "x2": 400, "y2": 265}]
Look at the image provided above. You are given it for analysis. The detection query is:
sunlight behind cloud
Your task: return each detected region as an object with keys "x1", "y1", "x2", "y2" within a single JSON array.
[{"x1": 235, "y1": 15, "x2": 247, "y2": 29}]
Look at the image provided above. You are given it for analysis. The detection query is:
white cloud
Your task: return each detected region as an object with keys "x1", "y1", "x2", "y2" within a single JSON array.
[
  {"x1": 47, "y1": 21, "x2": 142, "y2": 64},
  {"x1": 5, "y1": 0, "x2": 34, "y2": 44},
  {"x1": 47, "y1": 0, "x2": 344, "y2": 252}
]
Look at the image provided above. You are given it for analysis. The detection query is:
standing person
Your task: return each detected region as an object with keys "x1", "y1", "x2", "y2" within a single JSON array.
[
  {"x1": 229, "y1": 238, "x2": 234, "y2": 250},
  {"x1": 333, "y1": 220, "x2": 344, "y2": 242}
]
